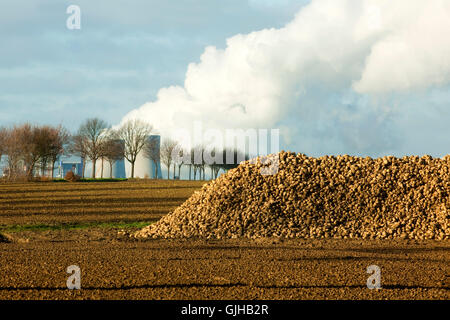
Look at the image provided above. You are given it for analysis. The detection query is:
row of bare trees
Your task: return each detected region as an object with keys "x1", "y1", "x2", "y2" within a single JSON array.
[
  {"x1": 0, "y1": 124, "x2": 69, "y2": 180},
  {"x1": 157, "y1": 139, "x2": 247, "y2": 180},
  {"x1": 0, "y1": 118, "x2": 151, "y2": 180},
  {"x1": 70, "y1": 118, "x2": 245, "y2": 180},
  {"x1": 0, "y1": 118, "x2": 246, "y2": 181},
  {"x1": 70, "y1": 118, "x2": 153, "y2": 179}
]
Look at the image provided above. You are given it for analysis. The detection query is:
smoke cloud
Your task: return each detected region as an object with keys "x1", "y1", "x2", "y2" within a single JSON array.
[{"x1": 121, "y1": 0, "x2": 450, "y2": 157}]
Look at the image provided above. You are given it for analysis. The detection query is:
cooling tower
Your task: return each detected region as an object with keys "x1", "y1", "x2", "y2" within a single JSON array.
[
  {"x1": 95, "y1": 159, "x2": 108, "y2": 178},
  {"x1": 94, "y1": 140, "x2": 126, "y2": 179},
  {"x1": 112, "y1": 159, "x2": 126, "y2": 178},
  {"x1": 94, "y1": 159, "x2": 126, "y2": 179}
]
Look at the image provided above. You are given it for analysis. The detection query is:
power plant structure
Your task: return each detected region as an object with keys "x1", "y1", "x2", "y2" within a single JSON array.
[
  {"x1": 94, "y1": 139, "x2": 127, "y2": 179},
  {"x1": 94, "y1": 157, "x2": 127, "y2": 179},
  {"x1": 94, "y1": 135, "x2": 162, "y2": 179}
]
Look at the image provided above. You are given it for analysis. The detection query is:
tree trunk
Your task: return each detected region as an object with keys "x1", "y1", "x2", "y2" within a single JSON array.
[
  {"x1": 109, "y1": 161, "x2": 113, "y2": 178},
  {"x1": 101, "y1": 158, "x2": 104, "y2": 178},
  {"x1": 167, "y1": 164, "x2": 170, "y2": 179},
  {"x1": 92, "y1": 160, "x2": 96, "y2": 178},
  {"x1": 131, "y1": 161, "x2": 135, "y2": 178},
  {"x1": 82, "y1": 157, "x2": 86, "y2": 178},
  {"x1": 41, "y1": 160, "x2": 46, "y2": 176},
  {"x1": 27, "y1": 161, "x2": 36, "y2": 180},
  {"x1": 189, "y1": 165, "x2": 192, "y2": 180},
  {"x1": 51, "y1": 161, "x2": 55, "y2": 179}
]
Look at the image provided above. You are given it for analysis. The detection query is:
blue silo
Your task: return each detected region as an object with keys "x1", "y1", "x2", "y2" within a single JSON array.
[{"x1": 112, "y1": 158, "x2": 126, "y2": 179}]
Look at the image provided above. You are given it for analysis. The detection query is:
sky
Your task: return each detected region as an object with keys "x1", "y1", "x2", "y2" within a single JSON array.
[
  {"x1": 0, "y1": 0, "x2": 308, "y2": 128},
  {"x1": 1, "y1": 0, "x2": 450, "y2": 158}
]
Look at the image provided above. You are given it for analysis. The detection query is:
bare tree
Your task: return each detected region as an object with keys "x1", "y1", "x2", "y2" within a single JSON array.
[
  {"x1": 160, "y1": 138, "x2": 178, "y2": 179},
  {"x1": 197, "y1": 145, "x2": 207, "y2": 180},
  {"x1": 78, "y1": 118, "x2": 109, "y2": 178},
  {"x1": 189, "y1": 145, "x2": 205, "y2": 180},
  {"x1": 18, "y1": 124, "x2": 42, "y2": 179},
  {"x1": 34, "y1": 126, "x2": 53, "y2": 177},
  {"x1": 68, "y1": 133, "x2": 88, "y2": 178},
  {"x1": 174, "y1": 147, "x2": 186, "y2": 179},
  {"x1": 0, "y1": 127, "x2": 6, "y2": 165},
  {"x1": 2, "y1": 125, "x2": 35, "y2": 180},
  {"x1": 0, "y1": 124, "x2": 69, "y2": 180},
  {"x1": 206, "y1": 148, "x2": 222, "y2": 180},
  {"x1": 3, "y1": 127, "x2": 22, "y2": 179},
  {"x1": 143, "y1": 137, "x2": 161, "y2": 179},
  {"x1": 116, "y1": 119, "x2": 153, "y2": 178},
  {"x1": 0, "y1": 127, "x2": 8, "y2": 177},
  {"x1": 186, "y1": 148, "x2": 193, "y2": 180},
  {"x1": 47, "y1": 126, "x2": 70, "y2": 179},
  {"x1": 98, "y1": 142, "x2": 106, "y2": 178},
  {"x1": 102, "y1": 137, "x2": 125, "y2": 178}
]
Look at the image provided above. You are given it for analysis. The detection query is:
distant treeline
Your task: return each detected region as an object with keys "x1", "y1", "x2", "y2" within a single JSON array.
[{"x1": 0, "y1": 118, "x2": 247, "y2": 181}]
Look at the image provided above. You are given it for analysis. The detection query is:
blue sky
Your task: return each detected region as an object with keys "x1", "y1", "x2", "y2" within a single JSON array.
[
  {"x1": 0, "y1": 0, "x2": 309, "y2": 130},
  {"x1": 1, "y1": 0, "x2": 450, "y2": 158}
]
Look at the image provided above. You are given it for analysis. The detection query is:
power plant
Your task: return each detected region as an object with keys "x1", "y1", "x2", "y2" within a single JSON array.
[
  {"x1": 94, "y1": 140, "x2": 127, "y2": 179},
  {"x1": 94, "y1": 135, "x2": 162, "y2": 179}
]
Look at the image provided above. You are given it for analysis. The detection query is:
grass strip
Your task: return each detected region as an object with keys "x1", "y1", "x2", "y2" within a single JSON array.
[{"x1": 0, "y1": 221, "x2": 155, "y2": 233}]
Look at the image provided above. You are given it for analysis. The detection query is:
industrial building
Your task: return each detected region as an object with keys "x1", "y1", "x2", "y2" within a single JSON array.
[{"x1": 55, "y1": 156, "x2": 83, "y2": 178}]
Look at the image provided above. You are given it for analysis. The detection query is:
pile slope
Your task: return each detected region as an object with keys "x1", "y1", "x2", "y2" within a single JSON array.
[{"x1": 136, "y1": 152, "x2": 450, "y2": 240}]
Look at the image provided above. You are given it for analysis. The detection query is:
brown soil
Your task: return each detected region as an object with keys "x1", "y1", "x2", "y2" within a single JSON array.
[
  {"x1": 0, "y1": 237, "x2": 449, "y2": 300},
  {"x1": 0, "y1": 180, "x2": 203, "y2": 225},
  {"x1": 0, "y1": 181, "x2": 448, "y2": 300}
]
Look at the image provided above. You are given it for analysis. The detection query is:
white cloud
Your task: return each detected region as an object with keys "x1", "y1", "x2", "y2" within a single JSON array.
[
  {"x1": 121, "y1": 0, "x2": 450, "y2": 154},
  {"x1": 353, "y1": 0, "x2": 450, "y2": 93}
]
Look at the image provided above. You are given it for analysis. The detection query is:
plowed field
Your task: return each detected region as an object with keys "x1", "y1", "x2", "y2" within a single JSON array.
[{"x1": 0, "y1": 181, "x2": 448, "y2": 300}]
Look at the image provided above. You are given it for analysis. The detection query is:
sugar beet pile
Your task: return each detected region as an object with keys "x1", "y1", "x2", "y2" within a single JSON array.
[{"x1": 135, "y1": 152, "x2": 450, "y2": 240}]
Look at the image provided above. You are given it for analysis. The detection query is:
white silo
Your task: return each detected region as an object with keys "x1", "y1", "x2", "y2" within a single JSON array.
[
  {"x1": 129, "y1": 149, "x2": 152, "y2": 178},
  {"x1": 95, "y1": 159, "x2": 108, "y2": 178},
  {"x1": 95, "y1": 140, "x2": 126, "y2": 179}
]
